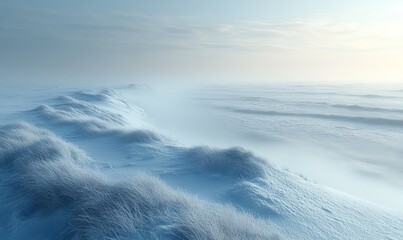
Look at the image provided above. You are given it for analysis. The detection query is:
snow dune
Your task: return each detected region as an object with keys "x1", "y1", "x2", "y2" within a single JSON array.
[
  {"x1": 0, "y1": 122, "x2": 281, "y2": 240},
  {"x1": 0, "y1": 86, "x2": 402, "y2": 240}
]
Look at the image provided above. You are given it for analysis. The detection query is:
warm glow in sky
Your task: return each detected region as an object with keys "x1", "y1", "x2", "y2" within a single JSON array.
[{"x1": 1, "y1": 0, "x2": 402, "y2": 84}]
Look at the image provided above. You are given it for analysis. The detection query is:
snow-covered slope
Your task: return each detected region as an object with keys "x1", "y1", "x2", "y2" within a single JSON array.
[{"x1": 0, "y1": 86, "x2": 402, "y2": 240}]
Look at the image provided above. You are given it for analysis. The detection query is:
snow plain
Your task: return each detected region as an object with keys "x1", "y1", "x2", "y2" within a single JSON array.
[{"x1": 0, "y1": 84, "x2": 402, "y2": 240}]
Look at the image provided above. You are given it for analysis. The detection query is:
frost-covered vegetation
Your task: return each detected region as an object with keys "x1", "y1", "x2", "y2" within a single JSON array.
[
  {"x1": 0, "y1": 87, "x2": 402, "y2": 240},
  {"x1": 0, "y1": 122, "x2": 281, "y2": 240}
]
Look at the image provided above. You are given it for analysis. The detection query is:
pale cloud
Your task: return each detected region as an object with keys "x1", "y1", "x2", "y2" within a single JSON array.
[
  {"x1": 3, "y1": 6, "x2": 402, "y2": 54},
  {"x1": 1, "y1": 5, "x2": 402, "y2": 83}
]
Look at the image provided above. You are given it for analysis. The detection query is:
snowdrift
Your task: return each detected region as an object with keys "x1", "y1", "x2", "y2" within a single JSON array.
[
  {"x1": 0, "y1": 87, "x2": 402, "y2": 240},
  {"x1": 33, "y1": 94, "x2": 165, "y2": 144},
  {"x1": 0, "y1": 122, "x2": 281, "y2": 240}
]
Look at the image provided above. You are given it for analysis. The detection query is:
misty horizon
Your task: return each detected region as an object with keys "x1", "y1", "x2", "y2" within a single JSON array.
[{"x1": 0, "y1": 1, "x2": 402, "y2": 240}]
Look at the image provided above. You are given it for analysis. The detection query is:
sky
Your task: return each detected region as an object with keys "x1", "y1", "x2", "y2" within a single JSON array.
[{"x1": 0, "y1": 0, "x2": 403, "y2": 85}]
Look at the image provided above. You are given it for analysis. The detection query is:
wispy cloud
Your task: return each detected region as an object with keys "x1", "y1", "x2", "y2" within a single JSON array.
[
  {"x1": 2, "y1": 6, "x2": 402, "y2": 55},
  {"x1": 1, "y1": 5, "x2": 402, "y2": 83}
]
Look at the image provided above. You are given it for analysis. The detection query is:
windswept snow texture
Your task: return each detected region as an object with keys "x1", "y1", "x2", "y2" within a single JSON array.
[
  {"x1": 154, "y1": 84, "x2": 403, "y2": 211},
  {"x1": 0, "y1": 85, "x2": 402, "y2": 240},
  {"x1": 0, "y1": 122, "x2": 280, "y2": 240}
]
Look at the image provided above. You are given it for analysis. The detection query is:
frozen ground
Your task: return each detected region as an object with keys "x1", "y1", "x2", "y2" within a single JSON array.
[{"x1": 0, "y1": 84, "x2": 402, "y2": 240}]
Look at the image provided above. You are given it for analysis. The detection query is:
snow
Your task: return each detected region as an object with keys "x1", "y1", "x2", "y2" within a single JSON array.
[{"x1": 0, "y1": 84, "x2": 402, "y2": 239}]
